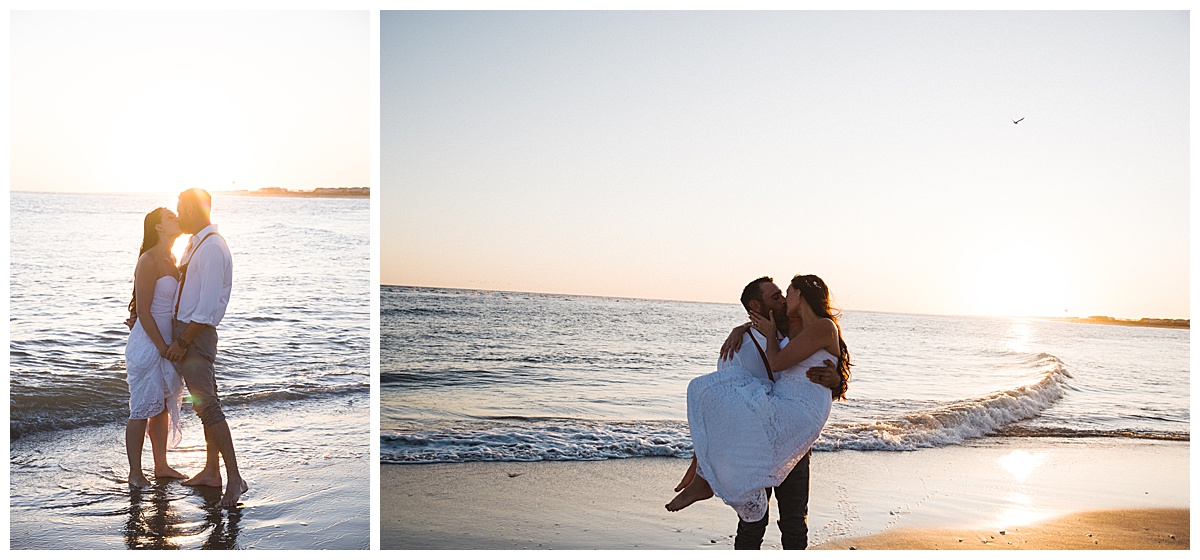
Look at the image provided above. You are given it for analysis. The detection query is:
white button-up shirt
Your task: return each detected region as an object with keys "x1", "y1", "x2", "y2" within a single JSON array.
[
  {"x1": 174, "y1": 224, "x2": 232, "y2": 327},
  {"x1": 718, "y1": 328, "x2": 789, "y2": 381}
]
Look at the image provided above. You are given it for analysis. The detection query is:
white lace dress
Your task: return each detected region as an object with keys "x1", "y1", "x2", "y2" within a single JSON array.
[
  {"x1": 124, "y1": 275, "x2": 185, "y2": 449},
  {"x1": 686, "y1": 347, "x2": 835, "y2": 522}
]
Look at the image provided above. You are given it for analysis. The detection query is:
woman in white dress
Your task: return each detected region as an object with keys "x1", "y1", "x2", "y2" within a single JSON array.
[
  {"x1": 666, "y1": 274, "x2": 851, "y2": 521},
  {"x1": 125, "y1": 207, "x2": 188, "y2": 488}
]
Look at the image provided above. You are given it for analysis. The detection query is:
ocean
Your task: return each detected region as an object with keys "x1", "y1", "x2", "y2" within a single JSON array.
[
  {"x1": 380, "y1": 285, "x2": 1188, "y2": 464},
  {"x1": 9, "y1": 191, "x2": 370, "y2": 549}
]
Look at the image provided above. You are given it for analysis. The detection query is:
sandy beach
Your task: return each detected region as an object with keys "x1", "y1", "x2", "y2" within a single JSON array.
[
  {"x1": 381, "y1": 437, "x2": 1188, "y2": 549},
  {"x1": 814, "y1": 508, "x2": 1188, "y2": 550},
  {"x1": 10, "y1": 394, "x2": 369, "y2": 550}
]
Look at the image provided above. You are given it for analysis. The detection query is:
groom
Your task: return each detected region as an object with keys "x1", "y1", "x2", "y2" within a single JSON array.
[
  {"x1": 721, "y1": 276, "x2": 844, "y2": 550},
  {"x1": 163, "y1": 188, "x2": 247, "y2": 508}
]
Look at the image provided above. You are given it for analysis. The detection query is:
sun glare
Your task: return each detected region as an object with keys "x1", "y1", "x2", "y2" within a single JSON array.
[
  {"x1": 108, "y1": 76, "x2": 251, "y2": 193},
  {"x1": 971, "y1": 246, "x2": 1068, "y2": 317}
]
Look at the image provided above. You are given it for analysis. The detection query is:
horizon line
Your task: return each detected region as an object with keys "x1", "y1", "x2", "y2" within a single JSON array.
[
  {"x1": 11, "y1": 186, "x2": 369, "y2": 195},
  {"x1": 380, "y1": 283, "x2": 1188, "y2": 323}
]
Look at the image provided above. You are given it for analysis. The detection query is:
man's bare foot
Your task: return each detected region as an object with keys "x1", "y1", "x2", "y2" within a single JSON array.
[
  {"x1": 665, "y1": 474, "x2": 713, "y2": 512},
  {"x1": 182, "y1": 471, "x2": 223, "y2": 488},
  {"x1": 155, "y1": 465, "x2": 187, "y2": 479},
  {"x1": 217, "y1": 478, "x2": 249, "y2": 508},
  {"x1": 674, "y1": 456, "x2": 698, "y2": 492},
  {"x1": 128, "y1": 472, "x2": 151, "y2": 489}
]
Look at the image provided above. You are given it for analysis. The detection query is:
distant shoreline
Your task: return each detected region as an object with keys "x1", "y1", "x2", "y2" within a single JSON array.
[
  {"x1": 218, "y1": 187, "x2": 369, "y2": 198},
  {"x1": 1044, "y1": 316, "x2": 1189, "y2": 330}
]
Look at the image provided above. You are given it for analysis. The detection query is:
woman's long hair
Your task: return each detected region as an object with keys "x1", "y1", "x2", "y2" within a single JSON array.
[
  {"x1": 128, "y1": 208, "x2": 171, "y2": 315},
  {"x1": 791, "y1": 274, "x2": 852, "y2": 400}
]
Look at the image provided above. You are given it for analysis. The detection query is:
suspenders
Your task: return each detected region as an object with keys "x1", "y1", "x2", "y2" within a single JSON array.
[
  {"x1": 174, "y1": 232, "x2": 220, "y2": 321},
  {"x1": 746, "y1": 331, "x2": 776, "y2": 382}
]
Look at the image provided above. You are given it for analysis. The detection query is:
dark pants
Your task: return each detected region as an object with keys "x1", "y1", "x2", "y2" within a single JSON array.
[{"x1": 734, "y1": 450, "x2": 811, "y2": 550}]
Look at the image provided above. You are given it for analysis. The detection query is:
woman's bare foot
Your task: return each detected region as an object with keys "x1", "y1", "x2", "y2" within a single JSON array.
[
  {"x1": 665, "y1": 474, "x2": 713, "y2": 512},
  {"x1": 155, "y1": 465, "x2": 187, "y2": 479},
  {"x1": 217, "y1": 478, "x2": 249, "y2": 508},
  {"x1": 674, "y1": 456, "x2": 698, "y2": 492},
  {"x1": 182, "y1": 470, "x2": 223, "y2": 488},
  {"x1": 128, "y1": 472, "x2": 151, "y2": 489}
]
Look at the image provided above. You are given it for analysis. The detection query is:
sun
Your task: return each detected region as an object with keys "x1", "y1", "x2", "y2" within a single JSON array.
[
  {"x1": 107, "y1": 76, "x2": 252, "y2": 194},
  {"x1": 971, "y1": 245, "x2": 1068, "y2": 317}
]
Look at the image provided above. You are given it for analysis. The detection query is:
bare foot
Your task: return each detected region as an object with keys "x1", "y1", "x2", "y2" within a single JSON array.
[
  {"x1": 155, "y1": 465, "x2": 187, "y2": 479},
  {"x1": 665, "y1": 474, "x2": 713, "y2": 512},
  {"x1": 182, "y1": 471, "x2": 223, "y2": 488},
  {"x1": 128, "y1": 472, "x2": 151, "y2": 489},
  {"x1": 217, "y1": 478, "x2": 249, "y2": 508},
  {"x1": 674, "y1": 456, "x2": 698, "y2": 492}
]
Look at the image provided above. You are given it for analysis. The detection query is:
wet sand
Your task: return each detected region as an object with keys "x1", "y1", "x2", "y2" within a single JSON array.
[
  {"x1": 814, "y1": 508, "x2": 1188, "y2": 549},
  {"x1": 9, "y1": 394, "x2": 369, "y2": 549},
  {"x1": 381, "y1": 437, "x2": 1188, "y2": 549}
]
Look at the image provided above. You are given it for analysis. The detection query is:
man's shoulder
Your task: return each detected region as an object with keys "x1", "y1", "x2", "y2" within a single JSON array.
[
  {"x1": 195, "y1": 232, "x2": 231, "y2": 251},
  {"x1": 192, "y1": 234, "x2": 232, "y2": 262}
]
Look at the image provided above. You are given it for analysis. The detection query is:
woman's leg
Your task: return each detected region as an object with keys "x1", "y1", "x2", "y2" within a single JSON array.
[
  {"x1": 147, "y1": 406, "x2": 186, "y2": 479},
  {"x1": 126, "y1": 418, "x2": 151, "y2": 488}
]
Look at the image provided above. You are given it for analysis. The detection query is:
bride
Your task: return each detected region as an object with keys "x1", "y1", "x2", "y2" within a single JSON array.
[
  {"x1": 666, "y1": 274, "x2": 851, "y2": 522},
  {"x1": 124, "y1": 207, "x2": 188, "y2": 487}
]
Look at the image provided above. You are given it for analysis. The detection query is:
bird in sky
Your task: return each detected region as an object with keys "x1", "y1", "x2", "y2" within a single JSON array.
[{"x1": 1012, "y1": 117, "x2": 1025, "y2": 125}]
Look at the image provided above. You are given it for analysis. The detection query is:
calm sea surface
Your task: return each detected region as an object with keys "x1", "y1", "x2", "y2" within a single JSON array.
[
  {"x1": 9, "y1": 191, "x2": 371, "y2": 439},
  {"x1": 380, "y1": 285, "x2": 1189, "y2": 463}
]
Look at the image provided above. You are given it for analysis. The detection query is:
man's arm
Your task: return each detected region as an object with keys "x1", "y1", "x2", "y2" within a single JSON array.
[
  {"x1": 164, "y1": 243, "x2": 228, "y2": 361},
  {"x1": 165, "y1": 321, "x2": 209, "y2": 361},
  {"x1": 806, "y1": 359, "x2": 845, "y2": 399},
  {"x1": 180, "y1": 243, "x2": 230, "y2": 327}
]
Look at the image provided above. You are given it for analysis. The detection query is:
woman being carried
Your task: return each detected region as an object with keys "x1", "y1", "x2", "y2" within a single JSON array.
[
  {"x1": 666, "y1": 274, "x2": 851, "y2": 522},
  {"x1": 124, "y1": 207, "x2": 188, "y2": 487}
]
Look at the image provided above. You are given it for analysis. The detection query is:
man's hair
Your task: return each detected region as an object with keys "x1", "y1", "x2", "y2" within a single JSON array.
[
  {"x1": 179, "y1": 188, "x2": 212, "y2": 218},
  {"x1": 740, "y1": 276, "x2": 773, "y2": 311}
]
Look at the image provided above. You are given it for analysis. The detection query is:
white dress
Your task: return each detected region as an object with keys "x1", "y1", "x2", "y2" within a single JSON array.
[
  {"x1": 686, "y1": 346, "x2": 835, "y2": 522},
  {"x1": 124, "y1": 275, "x2": 185, "y2": 449}
]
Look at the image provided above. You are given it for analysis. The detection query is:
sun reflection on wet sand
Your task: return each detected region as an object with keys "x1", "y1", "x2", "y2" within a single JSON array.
[
  {"x1": 993, "y1": 449, "x2": 1055, "y2": 529},
  {"x1": 998, "y1": 449, "x2": 1046, "y2": 482}
]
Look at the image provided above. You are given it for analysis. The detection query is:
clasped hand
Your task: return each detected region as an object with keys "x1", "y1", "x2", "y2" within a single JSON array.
[{"x1": 164, "y1": 341, "x2": 186, "y2": 362}]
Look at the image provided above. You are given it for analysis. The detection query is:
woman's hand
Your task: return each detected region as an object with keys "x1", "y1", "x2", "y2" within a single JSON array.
[
  {"x1": 156, "y1": 342, "x2": 169, "y2": 358},
  {"x1": 748, "y1": 309, "x2": 778, "y2": 338},
  {"x1": 719, "y1": 322, "x2": 752, "y2": 361}
]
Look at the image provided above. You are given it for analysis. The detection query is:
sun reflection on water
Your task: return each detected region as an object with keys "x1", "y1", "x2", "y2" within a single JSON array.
[{"x1": 1005, "y1": 319, "x2": 1033, "y2": 354}]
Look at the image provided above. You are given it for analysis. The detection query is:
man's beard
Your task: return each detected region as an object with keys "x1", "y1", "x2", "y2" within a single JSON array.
[{"x1": 773, "y1": 304, "x2": 789, "y2": 335}]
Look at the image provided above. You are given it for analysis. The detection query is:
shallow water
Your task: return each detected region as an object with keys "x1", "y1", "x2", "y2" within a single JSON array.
[{"x1": 9, "y1": 394, "x2": 369, "y2": 550}]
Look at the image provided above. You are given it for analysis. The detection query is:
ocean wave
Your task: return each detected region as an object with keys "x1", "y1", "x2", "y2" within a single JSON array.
[
  {"x1": 380, "y1": 355, "x2": 1108, "y2": 463},
  {"x1": 813, "y1": 354, "x2": 1075, "y2": 451},
  {"x1": 381, "y1": 421, "x2": 694, "y2": 463},
  {"x1": 993, "y1": 426, "x2": 1189, "y2": 441},
  {"x1": 10, "y1": 382, "x2": 370, "y2": 439}
]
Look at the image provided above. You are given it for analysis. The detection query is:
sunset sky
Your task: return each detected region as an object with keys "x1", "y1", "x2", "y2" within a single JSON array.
[
  {"x1": 381, "y1": 10, "x2": 1189, "y2": 320},
  {"x1": 10, "y1": 10, "x2": 370, "y2": 195}
]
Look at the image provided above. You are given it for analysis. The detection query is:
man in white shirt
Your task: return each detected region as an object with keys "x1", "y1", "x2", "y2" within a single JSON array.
[
  {"x1": 163, "y1": 188, "x2": 246, "y2": 508},
  {"x1": 721, "y1": 276, "x2": 843, "y2": 550}
]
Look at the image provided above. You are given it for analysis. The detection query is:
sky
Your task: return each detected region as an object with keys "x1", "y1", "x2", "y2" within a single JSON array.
[
  {"x1": 380, "y1": 10, "x2": 1189, "y2": 320},
  {"x1": 10, "y1": 10, "x2": 370, "y2": 194}
]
